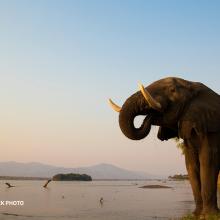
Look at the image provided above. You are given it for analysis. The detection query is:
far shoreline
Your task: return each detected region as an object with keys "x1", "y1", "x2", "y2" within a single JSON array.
[
  {"x1": 0, "y1": 176, "x2": 187, "y2": 181},
  {"x1": 0, "y1": 176, "x2": 49, "y2": 181}
]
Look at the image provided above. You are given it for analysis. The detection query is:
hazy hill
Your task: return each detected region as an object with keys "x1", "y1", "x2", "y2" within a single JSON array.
[{"x1": 0, "y1": 161, "x2": 159, "y2": 180}]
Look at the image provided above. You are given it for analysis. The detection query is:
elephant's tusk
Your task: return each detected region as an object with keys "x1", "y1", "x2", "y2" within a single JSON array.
[
  {"x1": 138, "y1": 83, "x2": 162, "y2": 111},
  {"x1": 108, "y1": 99, "x2": 121, "y2": 112}
]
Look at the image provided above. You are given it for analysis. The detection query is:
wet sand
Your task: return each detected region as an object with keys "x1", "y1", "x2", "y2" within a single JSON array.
[{"x1": 139, "y1": 184, "x2": 172, "y2": 189}]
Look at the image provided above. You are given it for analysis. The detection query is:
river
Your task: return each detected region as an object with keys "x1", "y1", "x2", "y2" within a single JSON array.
[{"x1": 0, "y1": 180, "x2": 219, "y2": 220}]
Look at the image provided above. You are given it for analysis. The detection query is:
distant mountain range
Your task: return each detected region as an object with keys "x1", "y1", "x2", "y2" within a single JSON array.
[{"x1": 0, "y1": 161, "x2": 160, "y2": 180}]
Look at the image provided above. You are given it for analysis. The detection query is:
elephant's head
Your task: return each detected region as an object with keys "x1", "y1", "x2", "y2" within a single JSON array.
[{"x1": 109, "y1": 77, "x2": 220, "y2": 141}]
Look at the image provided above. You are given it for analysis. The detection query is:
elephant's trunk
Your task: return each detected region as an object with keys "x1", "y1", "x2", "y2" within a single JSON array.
[{"x1": 119, "y1": 100, "x2": 152, "y2": 140}]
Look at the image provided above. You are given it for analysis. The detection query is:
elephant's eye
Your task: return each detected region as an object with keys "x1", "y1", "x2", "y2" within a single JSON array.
[{"x1": 170, "y1": 88, "x2": 176, "y2": 93}]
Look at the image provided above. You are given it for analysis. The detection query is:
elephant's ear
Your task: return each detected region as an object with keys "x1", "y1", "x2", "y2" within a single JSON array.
[{"x1": 178, "y1": 87, "x2": 220, "y2": 139}]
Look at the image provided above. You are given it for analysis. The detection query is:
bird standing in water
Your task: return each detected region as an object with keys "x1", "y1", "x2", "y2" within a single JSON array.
[{"x1": 100, "y1": 197, "x2": 104, "y2": 205}]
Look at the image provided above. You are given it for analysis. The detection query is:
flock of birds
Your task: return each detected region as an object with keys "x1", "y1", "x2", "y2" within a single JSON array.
[
  {"x1": 5, "y1": 179, "x2": 52, "y2": 188},
  {"x1": 4, "y1": 180, "x2": 104, "y2": 205}
]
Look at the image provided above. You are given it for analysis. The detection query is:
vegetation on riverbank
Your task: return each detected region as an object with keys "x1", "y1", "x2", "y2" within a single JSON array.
[
  {"x1": 168, "y1": 174, "x2": 189, "y2": 180},
  {"x1": 52, "y1": 173, "x2": 92, "y2": 181}
]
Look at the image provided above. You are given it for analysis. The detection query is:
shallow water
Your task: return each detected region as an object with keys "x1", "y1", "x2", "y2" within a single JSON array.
[{"x1": 0, "y1": 180, "x2": 219, "y2": 220}]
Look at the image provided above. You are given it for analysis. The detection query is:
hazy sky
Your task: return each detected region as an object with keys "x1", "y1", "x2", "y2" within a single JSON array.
[{"x1": 0, "y1": 0, "x2": 220, "y2": 175}]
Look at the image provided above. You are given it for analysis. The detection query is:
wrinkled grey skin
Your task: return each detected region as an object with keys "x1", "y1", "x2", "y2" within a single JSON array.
[{"x1": 115, "y1": 77, "x2": 220, "y2": 216}]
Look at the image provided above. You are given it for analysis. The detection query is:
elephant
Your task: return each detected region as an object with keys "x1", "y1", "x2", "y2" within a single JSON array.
[{"x1": 109, "y1": 77, "x2": 220, "y2": 216}]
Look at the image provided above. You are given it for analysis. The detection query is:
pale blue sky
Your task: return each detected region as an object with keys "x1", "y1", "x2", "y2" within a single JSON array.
[{"x1": 0, "y1": 0, "x2": 220, "y2": 175}]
